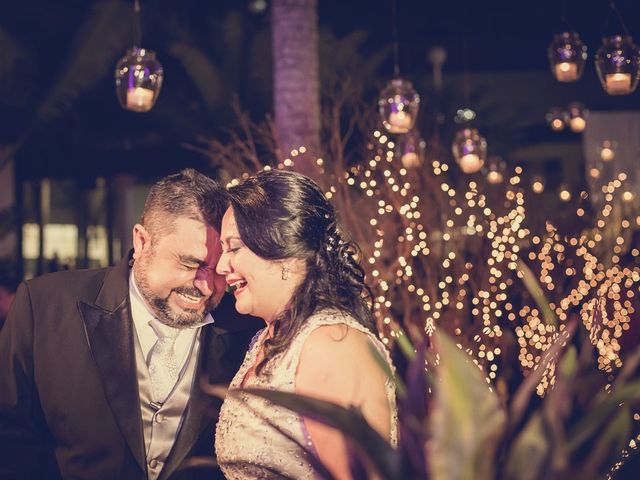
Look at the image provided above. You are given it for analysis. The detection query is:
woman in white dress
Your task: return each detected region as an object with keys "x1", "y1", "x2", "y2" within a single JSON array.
[{"x1": 214, "y1": 169, "x2": 397, "y2": 479}]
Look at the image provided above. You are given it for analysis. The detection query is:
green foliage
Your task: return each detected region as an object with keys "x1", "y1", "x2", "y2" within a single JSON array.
[
  {"x1": 35, "y1": 1, "x2": 132, "y2": 125},
  {"x1": 429, "y1": 332, "x2": 506, "y2": 480}
]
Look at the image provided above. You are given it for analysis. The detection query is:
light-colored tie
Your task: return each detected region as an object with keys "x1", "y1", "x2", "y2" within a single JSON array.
[{"x1": 148, "y1": 320, "x2": 181, "y2": 403}]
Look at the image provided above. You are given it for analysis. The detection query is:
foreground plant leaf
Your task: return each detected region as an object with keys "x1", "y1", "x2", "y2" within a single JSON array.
[
  {"x1": 398, "y1": 342, "x2": 430, "y2": 478},
  {"x1": 567, "y1": 379, "x2": 640, "y2": 454},
  {"x1": 504, "y1": 412, "x2": 549, "y2": 480},
  {"x1": 368, "y1": 343, "x2": 407, "y2": 398},
  {"x1": 583, "y1": 405, "x2": 631, "y2": 474},
  {"x1": 508, "y1": 320, "x2": 577, "y2": 435},
  {"x1": 429, "y1": 331, "x2": 506, "y2": 480},
  {"x1": 239, "y1": 387, "x2": 402, "y2": 480},
  {"x1": 517, "y1": 260, "x2": 557, "y2": 328}
]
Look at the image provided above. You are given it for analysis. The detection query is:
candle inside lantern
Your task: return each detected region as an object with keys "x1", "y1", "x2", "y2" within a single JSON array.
[
  {"x1": 127, "y1": 87, "x2": 154, "y2": 111},
  {"x1": 605, "y1": 73, "x2": 632, "y2": 95},
  {"x1": 387, "y1": 111, "x2": 412, "y2": 133},
  {"x1": 555, "y1": 62, "x2": 578, "y2": 82},
  {"x1": 569, "y1": 117, "x2": 586, "y2": 132},
  {"x1": 458, "y1": 153, "x2": 482, "y2": 174}
]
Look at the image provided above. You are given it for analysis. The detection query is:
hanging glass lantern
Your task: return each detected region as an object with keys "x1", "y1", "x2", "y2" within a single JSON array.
[
  {"x1": 397, "y1": 131, "x2": 426, "y2": 169},
  {"x1": 546, "y1": 107, "x2": 566, "y2": 131},
  {"x1": 566, "y1": 102, "x2": 587, "y2": 133},
  {"x1": 115, "y1": 47, "x2": 164, "y2": 112},
  {"x1": 452, "y1": 128, "x2": 486, "y2": 174},
  {"x1": 378, "y1": 78, "x2": 420, "y2": 134},
  {"x1": 485, "y1": 156, "x2": 506, "y2": 184},
  {"x1": 595, "y1": 35, "x2": 640, "y2": 95},
  {"x1": 548, "y1": 32, "x2": 587, "y2": 82}
]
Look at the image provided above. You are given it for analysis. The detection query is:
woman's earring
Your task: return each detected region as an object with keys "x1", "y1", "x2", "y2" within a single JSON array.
[{"x1": 281, "y1": 266, "x2": 291, "y2": 280}]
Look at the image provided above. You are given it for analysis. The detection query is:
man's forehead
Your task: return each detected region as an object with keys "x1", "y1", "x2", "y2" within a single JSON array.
[
  {"x1": 164, "y1": 216, "x2": 217, "y2": 235},
  {"x1": 156, "y1": 218, "x2": 219, "y2": 250}
]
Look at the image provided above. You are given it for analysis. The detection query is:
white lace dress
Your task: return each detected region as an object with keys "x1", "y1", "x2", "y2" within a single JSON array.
[{"x1": 215, "y1": 309, "x2": 398, "y2": 479}]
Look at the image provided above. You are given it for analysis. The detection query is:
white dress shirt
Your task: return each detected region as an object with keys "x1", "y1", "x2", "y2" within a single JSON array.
[{"x1": 129, "y1": 271, "x2": 214, "y2": 373}]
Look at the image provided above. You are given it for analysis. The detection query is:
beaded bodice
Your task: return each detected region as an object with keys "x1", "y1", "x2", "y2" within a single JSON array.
[{"x1": 214, "y1": 309, "x2": 398, "y2": 479}]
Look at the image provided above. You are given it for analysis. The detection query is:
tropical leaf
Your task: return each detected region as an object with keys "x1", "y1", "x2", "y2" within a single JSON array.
[
  {"x1": 201, "y1": 381, "x2": 335, "y2": 478},
  {"x1": 542, "y1": 345, "x2": 577, "y2": 472},
  {"x1": 240, "y1": 387, "x2": 403, "y2": 480},
  {"x1": 178, "y1": 455, "x2": 220, "y2": 471},
  {"x1": 428, "y1": 331, "x2": 506, "y2": 480},
  {"x1": 507, "y1": 320, "x2": 577, "y2": 435},
  {"x1": 395, "y1": 328, "x2": 417, "y2": 362},
  {"x1": 567, "y1": 379, "x2": 640, "y2": 454},
  {"x1": 517, "y1": 260, "x2": 557, "y2": 327},
  {"x1": 318, "y1": 29, "x2": 390, "y2": 93},
  {"x1": 368, "y1": 342, "x2": 407, "y2": 398},
  {"x1": 504, "y1": 412, "x2": 550, "y2": 480},
  {"x1": 168, "y1": 42, "x2": 226, "y2": 110},
  {"x1": 34, "y1": 0, "x2": 132, "y2": 124},
  {"x1": 398, "y1": 342, "x2": 430, "y2": 478},
  {"x1": 583, "y1": 405, "x2": 632, "y2": 474}
]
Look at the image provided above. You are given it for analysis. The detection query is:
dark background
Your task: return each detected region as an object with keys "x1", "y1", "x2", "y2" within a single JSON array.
[{"x1": 1, "y1": 0, "x2": 640, "y2": 182}]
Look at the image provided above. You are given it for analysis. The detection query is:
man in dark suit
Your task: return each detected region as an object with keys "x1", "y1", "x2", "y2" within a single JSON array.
[
  {"x1": 0, "y1": 275, "x2": 19, "y2": 329},
  {"x1": 0, "y1": 169, "x2": 260, "y2": 480}
]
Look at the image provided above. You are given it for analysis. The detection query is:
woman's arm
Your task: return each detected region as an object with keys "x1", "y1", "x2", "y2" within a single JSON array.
[{"x1": 295, "y1": 324, "x2": 392, "y2": 480}]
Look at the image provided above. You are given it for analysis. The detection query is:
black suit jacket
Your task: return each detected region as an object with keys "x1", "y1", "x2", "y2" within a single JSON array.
[{"x1": 0, "y1": 255, "x2": 261, "y2": 480}]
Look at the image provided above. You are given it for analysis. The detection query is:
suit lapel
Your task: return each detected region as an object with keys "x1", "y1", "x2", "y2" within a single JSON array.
[
  {"x1": 159, "y1": 324, "x2": 230, "y2": 480},
  {"x1": 79, "y1": 255, "x2": 147, "y2": 474}
]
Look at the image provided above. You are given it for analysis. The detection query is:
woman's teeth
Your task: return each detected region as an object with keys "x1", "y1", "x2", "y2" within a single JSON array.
[{"x1": 228, "y1": 279, "x2": 247, "y2": 292}]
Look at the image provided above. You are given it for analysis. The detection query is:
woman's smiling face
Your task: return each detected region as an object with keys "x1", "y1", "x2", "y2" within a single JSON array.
[{"x1": 216, "y1": 207, "x2": 302, "y2": 324}]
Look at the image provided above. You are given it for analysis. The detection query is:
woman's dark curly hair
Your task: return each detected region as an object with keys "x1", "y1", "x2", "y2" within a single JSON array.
[{"x1": 226, "y1": 169, "x2": 376, "y2": 375}]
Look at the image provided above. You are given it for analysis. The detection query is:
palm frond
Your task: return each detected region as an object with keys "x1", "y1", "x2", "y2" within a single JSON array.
[{"x1": 34, "y1": 0, "x2": 131, "y2": 125}]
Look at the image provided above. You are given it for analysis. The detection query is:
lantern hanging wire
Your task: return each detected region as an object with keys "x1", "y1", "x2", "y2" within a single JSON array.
[
  {"x1": 604, "y1": 0, "x2": 631, "y2": 39},
  {"x1": 114, "y1": 0, "x2": 164, "y2": 112},
  {"x1": 378, "y1": 0, "x2": 420, "y2": 134},
  {"x1": 451, "y1": 3, "x2": 488, "y2": 176},
  {"x1": 595, "y1": 0, "x2": 640, "y2": 95},
  {"x1": 391, "y1": 0, "x2": 400, "y2": 78},
  {"x1": 547, "y1": 0, "x2": 587, "y2": 83}
]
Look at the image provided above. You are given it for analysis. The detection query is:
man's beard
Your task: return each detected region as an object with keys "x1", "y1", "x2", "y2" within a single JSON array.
[{"x1": 135, "y1": 261, "x2": 218, "y2": 329}]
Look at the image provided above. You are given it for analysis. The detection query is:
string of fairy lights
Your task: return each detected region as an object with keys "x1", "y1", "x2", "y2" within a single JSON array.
[{"x1": 222, "y1": 131, "x2": 638, "y2": 397}]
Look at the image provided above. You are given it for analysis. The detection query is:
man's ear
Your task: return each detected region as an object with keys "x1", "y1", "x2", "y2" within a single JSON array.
[{"x1": 132, "y1": 224, "x2": 151, "y2": 260}]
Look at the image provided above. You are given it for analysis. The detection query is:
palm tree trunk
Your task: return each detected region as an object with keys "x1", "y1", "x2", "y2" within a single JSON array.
[{"x1": 271, "y1": 0, "x2": 321, "y2": 179}]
